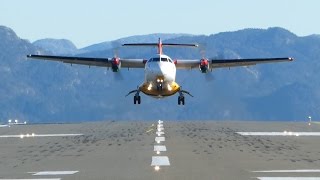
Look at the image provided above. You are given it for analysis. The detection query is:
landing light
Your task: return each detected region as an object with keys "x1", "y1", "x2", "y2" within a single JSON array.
[
  {"x1": 156, "y1": 151, "x2": 160, "y2": 155},
  {"x1": 167, "y1": 84, "x2": 172, "y2": 91},
  {"x1": 157, "y1": 79, "x2": 160, "y2": 82}
]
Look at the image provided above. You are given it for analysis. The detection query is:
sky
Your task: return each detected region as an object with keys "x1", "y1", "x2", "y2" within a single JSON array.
[{"x1": 0, "y1": 0, "x2": 319, "y2": 48}]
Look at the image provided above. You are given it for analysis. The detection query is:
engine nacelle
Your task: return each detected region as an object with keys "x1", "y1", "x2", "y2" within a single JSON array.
[
  {"x1": 199, "y1": 58, "x2": 209, "y2": 73},
  {"x1": 111, "y1": 57, "x2": 121, "y2": 72}
]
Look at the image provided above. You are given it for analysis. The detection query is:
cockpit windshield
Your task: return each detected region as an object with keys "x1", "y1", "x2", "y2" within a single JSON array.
[{"x1": 148, "y1": 57, "x2": 173, "y2": 63}]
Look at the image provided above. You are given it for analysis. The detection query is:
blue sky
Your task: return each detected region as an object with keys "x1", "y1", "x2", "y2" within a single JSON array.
[{"x1": 0, "y1": 0, "x2": 319, "y2": 48}]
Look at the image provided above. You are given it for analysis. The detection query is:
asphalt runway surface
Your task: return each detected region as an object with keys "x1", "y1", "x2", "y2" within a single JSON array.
[{"x1": 1, "y1": 120, "x2": 320, "y2": 180}]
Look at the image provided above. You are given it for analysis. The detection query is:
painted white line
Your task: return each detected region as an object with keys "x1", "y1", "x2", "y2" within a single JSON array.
[
  {"x1": 157, "y1": 127, "x2": 164, "y2": 132},
  {"x1": 156, "y1": 131, "x2": 164, "y2": 134},
  {"x1": 253, "y1": 169, "x2": 320, "y2": 173},
  {"x1": 0, "y1": 179, "x2": 61, "y2": 180},
  {"x1": 154, "y1": 145, "x2": 167, "y2": 152},
  {"x1": 156, "y1": 131, "x2": 164, "y2": 136},
  {"x1": 256, "y1": 177, "x2": 320, "y2": 180},
  {"x1": 0, "y1": 125, "x2": 8, "y2": 128},
  {"x1": 237, "y1": 132, "x2": 320, "y2": 136},
  {"x1": 0, "y1": 134, "x2": 83, "y2": 138},
  {"x1": 158, "y1": 120, "x2": 163, "y2": 124},
  {"x1": 157, "y1": 124, "x2": 163, "y2": 128},
  {"x1": 31, "y1": 171, "x2": 79, "y2": 175},
  {"x1": 151, "y1": 156, "x2": 170, "y2": 166},
  {"x1": 155, "y1": 136, "x2": 165, "y2": 143}
]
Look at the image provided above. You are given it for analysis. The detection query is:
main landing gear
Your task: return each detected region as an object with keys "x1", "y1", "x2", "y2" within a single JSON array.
[
  {"x1": 126, "y1": 87, "x2": 141, "y2": 105},
  {"x1": 133, "y1": 94, "x2": 141, "y2": 104},
  {"x1": 178, "y1": 89, "x2": 193, "y2": 106}
]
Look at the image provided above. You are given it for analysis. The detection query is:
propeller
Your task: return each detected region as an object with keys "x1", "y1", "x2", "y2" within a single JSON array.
[
  {"x1": 111, "y1": 47, "x2": 124, "y2": 81},
  {"x1": 199, "y1": 44, "x2": 214, "y2": 82}
]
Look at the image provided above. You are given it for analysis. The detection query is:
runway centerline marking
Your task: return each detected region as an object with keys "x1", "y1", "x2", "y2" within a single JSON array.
[
  {"x1": 154, "y1": 145, "x2": 167, "y2": 152},
  {"x1": 151, "y1": 156, "x2": 170, "y2": 166},
  {"x1": 155, "y1": 137, "x2": 165, "y2": 143},
  {"x1": 29, "y1": 171, "x2": 79, "y2": 175},
  {"x1": 237, "y1": 132, "x2": 320, "y2": 136}
]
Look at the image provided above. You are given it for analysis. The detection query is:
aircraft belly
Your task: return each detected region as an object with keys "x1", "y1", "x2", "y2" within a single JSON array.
[{"x1": 139, "y1": 81, "x2": 180, "y2": 98}]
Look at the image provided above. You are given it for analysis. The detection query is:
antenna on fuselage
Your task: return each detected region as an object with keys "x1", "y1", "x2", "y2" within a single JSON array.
[{"x1": 122, "y1": 38, "x2": 198, "y2": 54}]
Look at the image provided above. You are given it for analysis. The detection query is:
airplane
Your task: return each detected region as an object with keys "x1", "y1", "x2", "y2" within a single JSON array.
[{"x1": 27, "y1": 38, "x2": 293, "y2": 105}]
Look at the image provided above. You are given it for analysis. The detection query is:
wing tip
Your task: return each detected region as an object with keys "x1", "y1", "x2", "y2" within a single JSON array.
[{"x1": 288, "y1": 57, "x2": 294, "y2": 61}]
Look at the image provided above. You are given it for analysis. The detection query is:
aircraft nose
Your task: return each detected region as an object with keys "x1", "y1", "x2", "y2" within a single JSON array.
[{"x1": 149, "y1": 63, "x2": 162, "y2": 74}]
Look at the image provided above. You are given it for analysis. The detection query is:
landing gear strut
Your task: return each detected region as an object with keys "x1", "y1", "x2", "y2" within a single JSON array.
[
  {"x1": 126, "y1": 87, "x2": 141, "y2": 105},
  {"x1": 178, "y1": 89, "x2": 193, "y2": 106}
]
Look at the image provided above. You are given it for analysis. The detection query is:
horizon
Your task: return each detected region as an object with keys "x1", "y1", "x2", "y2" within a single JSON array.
[
  {"x1": 1, "y1": 0, "x2": 319, "y2": 48},
  {"x1": 3, "y1": 25, "x2": 317, "y2": 49}
]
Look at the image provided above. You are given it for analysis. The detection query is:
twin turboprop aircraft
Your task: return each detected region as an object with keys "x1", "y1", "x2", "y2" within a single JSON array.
[{"x1": 27, "y1": 38, "x2": 293, "y2": 105}]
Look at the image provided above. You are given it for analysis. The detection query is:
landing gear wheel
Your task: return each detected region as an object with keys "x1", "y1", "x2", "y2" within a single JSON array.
[
  {"x1": 137, "y1": 96, "x2": 141, "y2": 104},
  {"x1": 134, "y1": 95, "x2": 141, "y2": 105},
  {"x1": 178, "y1": 96, "x2": 185, "y2": 105}
]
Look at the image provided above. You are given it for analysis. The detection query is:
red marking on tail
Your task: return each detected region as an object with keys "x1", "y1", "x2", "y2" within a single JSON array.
[{"x1": 158, "y1": 38, "x2": 162, "y2": 55}]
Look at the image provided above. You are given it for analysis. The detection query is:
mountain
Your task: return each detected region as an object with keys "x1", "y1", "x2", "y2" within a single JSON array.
[
  {"x1": 33, "y1": 38, "x2": 78, "y2": 55},
  {"x1": 1, "y1": 25, "x2": 320, "y2": 123}
]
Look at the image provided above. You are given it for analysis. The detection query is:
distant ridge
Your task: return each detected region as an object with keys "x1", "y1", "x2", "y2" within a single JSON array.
[{"x1": 1, "y1": 25, "x2": 320, "y2": 122}]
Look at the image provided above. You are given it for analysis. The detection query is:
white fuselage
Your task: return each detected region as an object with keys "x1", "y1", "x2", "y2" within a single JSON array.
[
  {"x1": 145, "y1": 54, "x2": 176, "y2": 82},
  {"x1": 140, "y1": 54, "x2": 179, "y2": 98}
]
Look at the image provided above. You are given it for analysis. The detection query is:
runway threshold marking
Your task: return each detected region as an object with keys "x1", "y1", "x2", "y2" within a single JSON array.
[
  {"x1": 256, "y1": 177, "x2": 320, "y2": 180},
  {"x1": 253, "y1": 169, "x2": 320, "y2": 173},
  {"x1": 30, "y1": 171, "x2": 79, "y2": 175},
  {"x1": 0, "y1": 134, "x2": 83, "y2": 138},
  {"x1": 237, "y1": 132, "x2": 320, "y2": 136}
]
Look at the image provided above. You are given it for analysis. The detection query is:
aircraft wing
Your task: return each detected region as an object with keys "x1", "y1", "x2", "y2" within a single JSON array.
[
  {"x1": 176, "y1": 57, "x2": 293, "y2": 69},
  {"x1": 26, "y1": 55, "x2": 146, "y2": 68}
]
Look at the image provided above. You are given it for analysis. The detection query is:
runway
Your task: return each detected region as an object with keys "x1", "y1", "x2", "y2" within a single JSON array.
[{"x1": 1, "y1": 121, "x2": 320, "y2": 180}]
